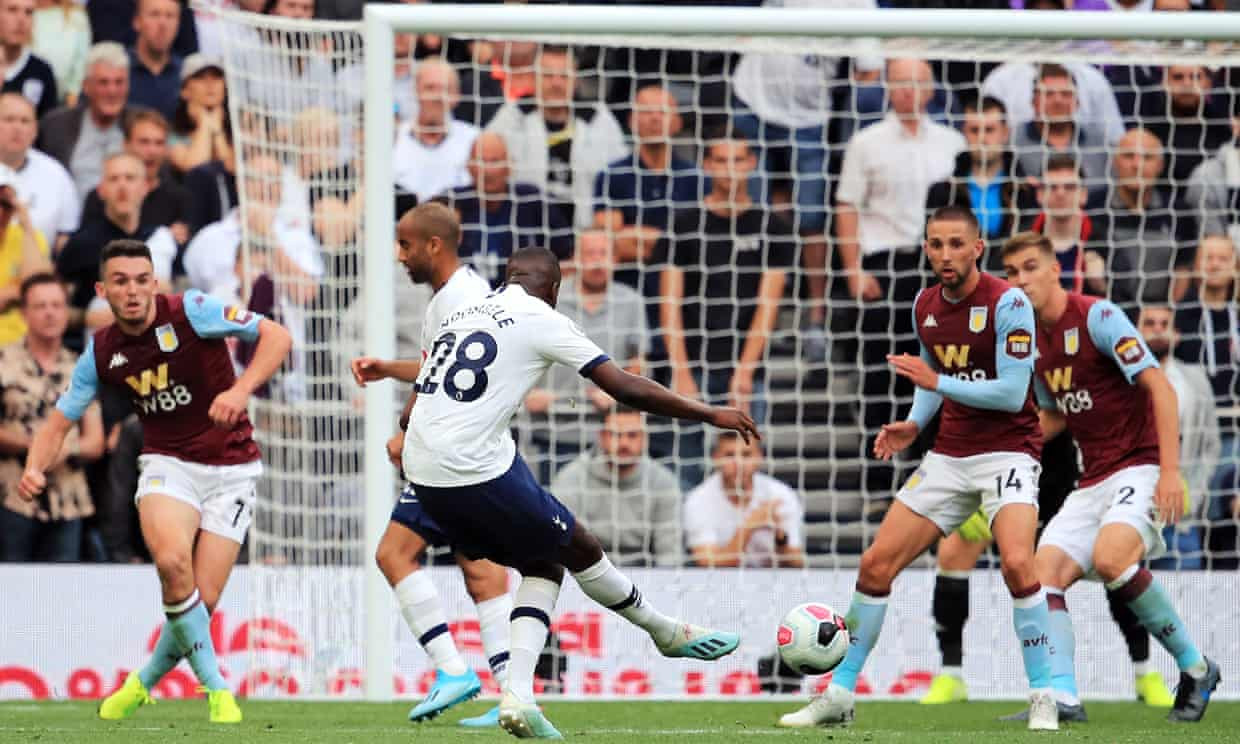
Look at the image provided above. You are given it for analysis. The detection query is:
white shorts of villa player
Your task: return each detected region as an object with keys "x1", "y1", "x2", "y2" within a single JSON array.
[
  {"x1": 1040, "y1": 464, "x2": 1166, "y2": 579},
  {"x1": 135, "y1": 453, "x2": 263, "y2": 544},
  {"x1": 896, "y1": 451, "x2": 1041, "y2": 535}
]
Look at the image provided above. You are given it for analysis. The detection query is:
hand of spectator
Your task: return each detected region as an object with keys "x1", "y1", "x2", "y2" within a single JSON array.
[
  {"x1": 887, "y1": 353, "x2": 938, "y2": 391},
  {"x1": 586, "y1": 386, "x2": 614, "y2": 412},
  {"x1": 708, "y1": 406, "x2": 760, "y2": 445},
  {"x1": 201, "y1": 105, "x2": 224, "y2": 134},
  {"x1": 170, "y1": 222, "x2": 189, "y2": 246},
  {"x1": 672, "y1": 369, "x2": 700, "y2": 400},
  {"x1": 1154, "y1": 469, "x2": 1183, "y2": 525},
  {"x1": 386, "y1": 430, "x2": 404, "y2": 469},
  {"x1": 524, "y1": 388, "x2": 555, "y2": 414},
  {"x1": 847, "y1": 270, "x2": 882, "y2": 301},
  {"x1": 12, "y1": 197, "x2": 34, "y2": 234},
  {"x1": 728, "y1": 368, "x2": 754, "y2": 415},
  {"x1": 874, "y1": 420, "x2": 919, "y2": 460},
  {"x1": 208, "y1": 385, "x2": 249, "y2": 428},
  {"x1": 17, "y1": 467, "x2": 45, "y2": 501},
  {"x1": 350, "y1": 357, "x2": 390, "y2": 387},
  {"x1": 244, "y1": 203, "x2": 276, "y2": 240},
  {"x1": 742, "y1": 501, "x2": 779, "y2": 532}
]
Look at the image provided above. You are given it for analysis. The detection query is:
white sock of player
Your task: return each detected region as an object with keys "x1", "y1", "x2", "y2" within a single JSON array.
[
  {"x1": 393, "y1": 571, "x2": 468, "y2": 676},
  {"x1": 476, "y1": 594, "x2": 513, "y2": 689},
  {"x1": 507, "y1": 576, "x2": 560, "y2": 704},
  {"x1": 572, "y1": 556, "x2": 677, "y2": 648}
]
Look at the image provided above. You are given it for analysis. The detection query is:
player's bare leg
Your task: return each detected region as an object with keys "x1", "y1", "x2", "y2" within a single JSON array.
[
  {"x1": 1093, "y1": 524, "x2": 1218, "y2": 723},
  {"x1": 780, "y1": 501, "x2": 942, "y2": 728},
  {"x1": 376, "y1": 521, "x2": 481, "y2": 722},
  {"x1": 456, "y1": 553, "x2": 512, "y2": 728},
  {"x1": 991, "y1": 503, "x2": 1057, "y2": 730},
  {"x1": 923, "y1": 532, "x2": 989, "y2": 704}
]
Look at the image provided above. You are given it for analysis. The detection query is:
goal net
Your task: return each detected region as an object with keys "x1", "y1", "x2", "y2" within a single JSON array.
[{"x1": 207, "y1": 2, "x2": 1240, "y2": 701}]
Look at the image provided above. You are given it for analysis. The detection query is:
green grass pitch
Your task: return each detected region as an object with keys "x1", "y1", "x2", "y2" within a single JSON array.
[{"x1": 2, "y1": 700, "x2": 1238, "y2": 743}]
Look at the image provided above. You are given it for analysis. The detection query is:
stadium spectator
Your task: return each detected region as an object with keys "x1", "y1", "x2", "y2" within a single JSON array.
[
  {"x1": 661, "y1": 131, "x2": 795, "y2": 488},
  {"x1": 1139, "y1": 303, "x2": 1218, "y2": 568},
  {"x1": 56, "y1": 152, "x2": 177, "y2": 342},
  {"x1": 0, "y1": 273, "x2": 103, "y2": 562},
  {"x1": 39, "y1": 42, "x2": 141, "y2": 203},
  {"x1": 552, "y1": 407, "x2": 682, "y2": 567},
  {"x1": 1025, "y1": 153, "x2": 1114, "y2": 296},
  {"x1": 1134, "y1": 65, "x2": 1231, "y2": 189},
  {"x1": 392, "y1": 59, "x2": 477, "y2": 204},
  {"x1": 1104, "y1": 0, "x2": 1193, "y2": 120},
  {"x1": 1098, "y1": 127, "x2": 1197, "y2": 305},
  {"x1": 925, "y1": 95, "x2": 1027, "y2": 268},
  {"x1": 446, "y1": 131, "x2": 571, "y2": 286},
  {"x1": 87, "y1": 0, "x2": 197, "y2": 58},
  {"x1": 685, "y1": 431, "x2": 805, "y2": 568},
  {"x1": 486, "y1": 44, "x2": 628, "y2": 230},
  {"x1": 0, "y1": 93, "x2": 79, "y2": 253},
  {"x1": 834, "y1": 57, "x2": 963, "y2": 489},
  {"x1": 168, "y1": 54, "x2": 229, "y2": 176},
  {"x1": 525, "y1": 229, "x2": 647, "y2": 482},
  {"x1": 1010, "y1": 64, "x2": 1110, "y2": 198},
  {"x1": 127, "y1": 0, "x2": 182, "y2": 120},
  {"x1": 982, "y1": 60, "x2": 1123, "y2": 145},
  {"x1": 1172, "y1": 234, "x2": 1239, "y2": 561},
  {"x1": 0, "y1": 165, "x2": 50, "y2": 346},
  {"x1": 593, "y1": 84, "x2": 701, "y2": 289},
  {"x1": 180, "y1": 103, "x2": 236, "y2": 235},
  {"x1": 1186, "y1": 114, "x2": 1240, "y2": 245},
  {"x1": 31, "y1": 0, "x2": 89, "y2": 107},
  {"x1": 0, "y1": 0, "x2": 57, "y2": 118},
  {"x1": 82, "y1": 110, "x2": 189, "y2": 246},
  {"x1": 456, "y1": 39, "x2": 538, "y2": 128}
]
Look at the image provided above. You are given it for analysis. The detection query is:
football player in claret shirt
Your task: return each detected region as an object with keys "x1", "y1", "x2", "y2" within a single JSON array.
[
  {"x1": 780, "y1": 206, "x2": 1058, "y2": 731},
  {"x1": 18, "y1": 239, "x2": 293, "y2": 724},
  {"x1": 1002, "y1": 232, "x2": 1220, "y2": 723}
]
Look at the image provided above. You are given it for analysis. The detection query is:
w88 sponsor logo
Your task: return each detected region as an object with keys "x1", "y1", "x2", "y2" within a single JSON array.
[
  {"x1": 1056, "y1": 389, "x2": 1093, "y2": 414},
  {"x1": 952, "y1": 369, "x2": 987, "y2": 382}
]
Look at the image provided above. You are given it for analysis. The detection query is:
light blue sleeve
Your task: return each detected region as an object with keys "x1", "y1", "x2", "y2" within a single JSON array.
[
  {"x1": 1033, "y1": 377, "x2": 1057, "y2": 411},
  {"x1": 906, "y1": 290, "x2": 943, "y2": 430},
  {"x1": 183, "y1": 289, "x2": 263, "y2": 342},
  {"x1": 55, "y1": 337, "x2": 99, "y2": 422},
  {"x1": 1086, "y1": 300, "x2": 1159, "y2": 383},
  {"x1": 934, "y1": 287, "x2": 1035, "y2": 413}
]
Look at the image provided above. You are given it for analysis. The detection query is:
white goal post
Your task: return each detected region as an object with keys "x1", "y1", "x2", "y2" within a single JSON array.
[{"x1": 356, "y1": 4, "x2": 1240, "y2": 701}]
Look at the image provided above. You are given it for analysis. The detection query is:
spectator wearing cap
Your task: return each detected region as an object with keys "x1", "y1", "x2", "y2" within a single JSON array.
[
  {"x1": 0, "y1": 92, "x2": 79, "y2": 253},
  {"x1": 0, "y1": 0, "x2": 57, "y2": 118},
  {"x1": 0, "y1": 164, "x2": 50, "y2": 345},
  {"x1": 39, "y1": 42, "x2": 143, "y2": 203},
  {"x1": 82, "y1": 110, "x2": 190, "y2": 246},
  {"x1": 168, "y1": 53, "x2": 228, "y2": 176},
  {"x1": 32, "y1": 0, "x2": 90, "y2": 107},
  {"x1": 126, "y1": 0, "x2": 182, "y2": 120},
  {"x1": 0, "y1": 273, "x2": 104, "y2": 562}
]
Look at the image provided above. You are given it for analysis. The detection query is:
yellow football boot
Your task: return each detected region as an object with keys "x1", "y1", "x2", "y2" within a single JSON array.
[{"x1": 98, "y1": 671, "x2": 153, "y2": 720}]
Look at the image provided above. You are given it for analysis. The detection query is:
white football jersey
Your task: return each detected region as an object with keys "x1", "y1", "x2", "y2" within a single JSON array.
[{"x1": 404, "y1": 284, "x2": 609, "y2": 487}]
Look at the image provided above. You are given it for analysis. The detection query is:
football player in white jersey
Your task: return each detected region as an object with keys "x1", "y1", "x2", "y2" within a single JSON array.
[
  {"x1": 404, "y1": 246, "x2": 758, "y2": 739},
  {"x1": 351, "y1": 204, "x2": 513, "y2": 727}
]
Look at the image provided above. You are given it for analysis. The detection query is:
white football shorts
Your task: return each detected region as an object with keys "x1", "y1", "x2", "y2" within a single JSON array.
[
  {"x1": 1040, "y1": 464, "x2": 1165, "y2": 578},
  {"x1": 135, "y1": 453, "x2": 262, "y2": 544},
  {"x1": 897, "y1": 451, "x2": 1041, "y2": 535}
]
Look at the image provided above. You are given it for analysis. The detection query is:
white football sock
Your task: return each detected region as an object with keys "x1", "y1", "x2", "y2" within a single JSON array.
[
  {"x1": 507, "y1": 577, "x2": 560, "y2": 704},
  {"x1": 476, "y1": 593, "x2": 513, "y2": 688},
  {"x1": 394, "y1": 571, "x2": 468, "y2": 676},
  {"x1": 572, "y1": 556, "x2": 677, "y2": 648}
]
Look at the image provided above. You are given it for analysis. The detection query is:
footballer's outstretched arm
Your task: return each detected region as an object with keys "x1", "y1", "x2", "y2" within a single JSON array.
[
  {"x1": 588, "y1": 360, "x2": 760, "y2": 443},
  {"x1": 233, "y1": 319, "x2": 293, "y2": 395}
]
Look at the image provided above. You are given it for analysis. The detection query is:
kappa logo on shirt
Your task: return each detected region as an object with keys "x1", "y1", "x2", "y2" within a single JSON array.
[
  {"x1": 923, "y1": 314, "x2": 938, "y2": 328},
  {"x1": 109, "y1": 352, "x2": 128, "y2": 369}
]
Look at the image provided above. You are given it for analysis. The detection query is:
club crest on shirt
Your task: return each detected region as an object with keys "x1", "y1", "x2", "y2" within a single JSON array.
[
  {"x1": 1114, "y1": 336, "x2": 1145, "y2": 365},
  {"x1": 968, "y1": 306, "x2": 987, "y2": 333},
  {"x1": 156, "y1": 323, "x2": 179, "y2": 353},
  {"x1": 1065, "y1": 327, "x2": 1080, "y2": 356},
  {"x1": 1006, "y1": 329, "x2": 1033, "y2": 359}
]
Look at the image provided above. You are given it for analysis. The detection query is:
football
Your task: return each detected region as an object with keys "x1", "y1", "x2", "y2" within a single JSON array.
[{"x1": 776, "y1": 602, "x2": 850, "y2": 675}]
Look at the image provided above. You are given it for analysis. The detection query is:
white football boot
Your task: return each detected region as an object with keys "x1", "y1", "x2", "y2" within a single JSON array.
[
  {"x1": 1027, "y1": 689, "x2": 1060, "y2": 731},
  {"x1": 777, "y1": 684, "x2": 855, "y2": 728}
]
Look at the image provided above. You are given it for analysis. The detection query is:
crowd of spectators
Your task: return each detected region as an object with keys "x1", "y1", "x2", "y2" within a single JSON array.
[{"x1": 0, "y1": 0, "x2": 1236, "y2": 570}]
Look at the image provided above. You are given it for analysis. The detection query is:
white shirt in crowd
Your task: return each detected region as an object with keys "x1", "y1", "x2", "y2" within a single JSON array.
[
  {"x1": 731, "y1": 0, "x2": 880, "y2": 130},
  {"x1": 981, "y1": 62, "x2": 1126, "y2": 145},
  {"x1": 392, "y1": 118, "x2": 478, "y2": 204},
  {"x1": 14, "y1": 148, "x2": 80, "y2": 241},
  {"x1": 684, "y1": 472, "x2": 805, "y2": 568},
  {"x1": 835, "y1": 112, "x2": 965, "y2": 256},
  {"x1": 404, "y1": 283, "x2": 608, "y2": 488}
]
